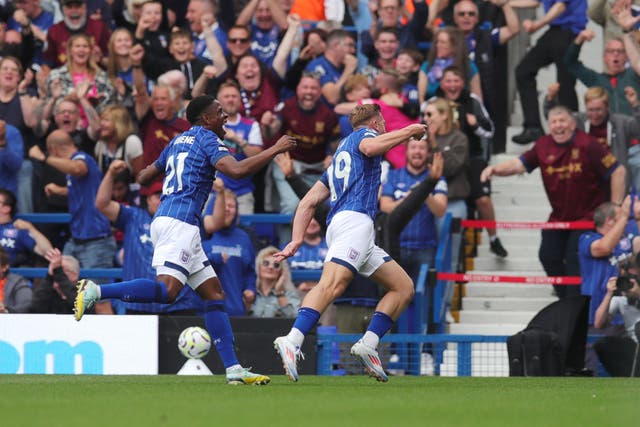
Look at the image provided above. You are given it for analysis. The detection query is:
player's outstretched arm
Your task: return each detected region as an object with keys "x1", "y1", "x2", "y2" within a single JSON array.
[
  {"x1": 274, "y1": 181, "x2": 330, "y2": 261},
  {"x1": 359, "y1": 124, "x2": 428, "y2": 157},
  {"x1": 138, "y1": 162, "x2": 162, "y2": 186},
  {"x1": 215, "y1": 135, "x2": 297, "y2": 179}
]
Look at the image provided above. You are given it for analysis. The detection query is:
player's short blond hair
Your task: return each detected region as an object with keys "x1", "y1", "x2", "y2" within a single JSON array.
[{"x1": 349, "y1": 104, "x2": 382, "y2": 128}]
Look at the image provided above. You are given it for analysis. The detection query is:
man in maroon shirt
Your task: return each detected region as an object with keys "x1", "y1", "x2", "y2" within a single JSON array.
[
  {"x1": 42, "y1": 0, "x2": 111, "y2": 69},
  {"x1": 262, "y1": 73, "x2": 340, "y2": 213},
  {"x1": 481, "y1": 106, "x2": 626, "y2": 298}
]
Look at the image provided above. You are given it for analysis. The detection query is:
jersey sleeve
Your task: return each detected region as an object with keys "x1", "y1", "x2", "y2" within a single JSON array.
[
  {"x1": 202, "y1": 132, "x2": 231, "y2": 166},
  {"x1": 587, "y1": 139, "x2": 620, "y2": 179},
  {"x1": 114, "y1": 204, "x2": 135, "y2": 231}
]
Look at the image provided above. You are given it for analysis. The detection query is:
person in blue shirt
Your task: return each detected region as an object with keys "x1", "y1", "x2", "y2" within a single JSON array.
[
  {"x1": 579, "y1": 196, "x2": 640, "y2": 325},
  {"x1": 202, "y1": 187, "x2": 257, "y2": 316},
  {"x1": 95, "y1": 159, "x2": 204, "y2": 315},
  {"x1": 0, "y1": 120, "x2": 24, "y2": 198},
  {"x1": 274, "y1": 103, "x2": 430, "y2": 382},
  {"x1": 29, "y1": 129, "x2": 116, "y2": 316},
  {"x1": 380, "y1": 136, "x2": 448, "y2": 284},
  {"x1": 74, "y1": 95, "x2": 296, "y2": 385},
  {"x1": 0, "y1": 188, "x2": 53, "y2": 266}
]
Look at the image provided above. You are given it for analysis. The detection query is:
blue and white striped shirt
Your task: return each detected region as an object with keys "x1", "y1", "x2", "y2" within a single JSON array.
[
  {"x1": 154, "y1": 126, "x2": 231, "y2": 226},
  {"x1": 320, "y1": 127, "x2": 381, "y2": 225}
]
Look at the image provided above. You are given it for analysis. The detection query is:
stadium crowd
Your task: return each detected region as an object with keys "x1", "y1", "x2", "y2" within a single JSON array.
[{"x1": 0, "y1": 0, "x2": 639, "y2": 376}]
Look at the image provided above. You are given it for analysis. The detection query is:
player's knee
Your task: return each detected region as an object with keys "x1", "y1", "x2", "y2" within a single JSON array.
[{"x1": 165, "y1": 285, "x2": 180, "y2": 303}]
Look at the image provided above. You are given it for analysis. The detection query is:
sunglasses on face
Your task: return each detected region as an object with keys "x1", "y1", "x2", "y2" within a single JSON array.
[
  {"x1": 228, "y1": 37, "x2": 250, "y2": 44},
  {"x1": 261, "y1": 259, "x2": 281, "y2": 269},
  {"x1": 457, "y1": 11, "x2": 477, "y2": 17}
]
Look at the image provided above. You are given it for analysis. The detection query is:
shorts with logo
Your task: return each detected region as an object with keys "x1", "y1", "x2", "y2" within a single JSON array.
[
  {"x1": 150, "y1": 216, "x2": 216, "y2": 289},
  {"x1": 325, "y1": 211, "x2": 391, "y2": 277}
]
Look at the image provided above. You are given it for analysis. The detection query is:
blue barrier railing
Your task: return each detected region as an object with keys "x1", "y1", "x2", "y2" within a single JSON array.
[
  {"x1": 316, "y1": 333, "x2": 507, "y2": 377},
  {"x1": 434, "y1": 213, "x2": 453, "y2": 332}
]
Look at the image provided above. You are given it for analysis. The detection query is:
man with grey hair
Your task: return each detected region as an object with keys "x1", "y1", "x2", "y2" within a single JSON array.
[
  {"x1": 482, "y1": 106, "x2": 627, "y2": 298},
  {"x1": 30, "y1": 248, "x2": 81, "y2": 313},
  {"x1": 42, "y1": 0, "x2": 111, "y2": 69}
]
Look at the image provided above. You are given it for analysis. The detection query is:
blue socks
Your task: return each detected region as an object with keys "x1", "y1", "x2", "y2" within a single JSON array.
[
  {"x1": 99, "y1": 278, "x2": 168, "y2": 303},
  {"x1": 292, "y1": 307, "x2": 321, "y2": 335},
  {"x1": 204, "y1": 301, "x2": 239, "y2": 369},
  {"x1": 366, "y1": 311, "x2": 394, "y2": 338}
]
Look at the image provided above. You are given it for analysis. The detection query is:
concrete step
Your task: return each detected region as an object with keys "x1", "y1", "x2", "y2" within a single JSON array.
[
  {"x1": 492, "y1": 208, "x2": 551, "y2": 222},
  {"x1": 462, "y1": 296, "x2": 557, "y2": 311},
  {"x1": 458, "y1": 310, "x2": 539, "y2": 324},
  {"x1": 491, "y1": 192, "x2": 550, "y2": 207},
  {"x1": 475, "y1": 243, "x2": 541, "y2": 258},
  {"x1": 448, "y1": 323, "x2": 525, "y2": 335},
  {"x1": 471, "y1": 256, "x2": 543, "y2": 272},
  {"x1": 464, "y1": 281, "x2": 555, "y2": 298}
]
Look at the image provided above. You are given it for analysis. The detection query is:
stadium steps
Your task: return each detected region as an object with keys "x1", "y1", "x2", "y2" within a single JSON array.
[{"x1": 439, "y1": 18, "x2": 603, "y2": 376}]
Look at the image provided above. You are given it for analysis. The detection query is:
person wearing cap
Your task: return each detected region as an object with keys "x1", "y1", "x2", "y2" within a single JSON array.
[
  {"x1": 74, "y1": 95, "x2": 297, "y2": 385},
  {"x1": 42, "y1": 0, "x2": 111, "y2": 69},
  {"x1": 95, "y1": 159, "x2": 203, "y2": 315}
]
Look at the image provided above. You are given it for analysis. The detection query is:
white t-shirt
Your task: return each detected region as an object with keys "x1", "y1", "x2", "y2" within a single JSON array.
[
  {"x1": 94, "y1": 134, "x2": 143, "y2": 173},
  {"x1": 609, "y1": 296, "x2": 640, "y2": 341}
]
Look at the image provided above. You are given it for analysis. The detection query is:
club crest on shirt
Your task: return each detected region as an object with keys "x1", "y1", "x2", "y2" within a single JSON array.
[
  {"x1": 3, "y1": 228, "x2": 17, "y2": 238},
  {"x1": 348, "y1": 248, "x2": 359, "y2": 261},
  {"x1": 180, "y1": 250, "x2": 190, "y2": 264},
  {"x1": 315, "y1": 122, "x2": 325, "y2": 133},
  {"x1": 571, "y1": 148, "x2": 580, "y2": 160}
]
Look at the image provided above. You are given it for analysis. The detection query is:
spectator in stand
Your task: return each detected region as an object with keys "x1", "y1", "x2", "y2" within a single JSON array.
[
  {"x1": 425, "y1": 97, "x2": 470, "y2": 273},
  {"x1": 96, "y1": 160, "x2": 204, "y2": 315},
  {"x1": 510, "y1": 0, "x2": 587, "y2": 145},
  {"x1": 46, "y1": 34, "x2": 116, "y2": 122},
  {"x1": 434, "y1": 66, "x2": 508, "y2": 258},
  {"x1": 106, "y1": 28, "x2": 139, "y2": 111},
  {"x1": 453, "y1": 0, "x2": 520, "y2": 153},
  {"x1": 0, "y1": 119, "x2": 24, "y2": 197},
  {"x1": 564, "y1": 29, "x2": 640, "y2": 116},
  {"x1": 250, "y1": 245, "x2": 300, "y2": 318},
  {"x1": 29, "y1": 130, "x2": 116, "y2": 311},
  {"x1": 43, "y1": 0, "x2": 111, "y2": 70},
  {"x1": 395, "y1": 47, "x2": 422, "y2": 109},
  {"x1": 578, "y1": 198, "x2": 640, "y2": 375},
  {"x1": 0, "y1": 247, "x2": 32, "y2": 313},
  {"x1": 7, "y1": 0, "x2": 54, "y2": 66},
  {"x1": 336, "y1": 74, "x2": 372, "y2": 138},
  {"x1": 361, "y1": 0, "x2": 428, "y2": 64},
  {"x1": 283, "y1": 27, "x2": 327, "y2": 92},
  {"x1": 30, "y1": 248, "x2": 78, "y2": 314},
  {"x1": 157, "y1": 70, "x2": 190, "y2": 117},
  {"x1": 185, "y1": 0, "x2": 228, "y2": 64},
  {"x1": 360, "y1": 26, "x2": 400, "y2": 84},
  {"x1": 202, "y1": 188, "x2": 258, "y2": 316},
  {"x1": 305, "y1": 29, "x2": 358, "y2": 106},
  {"x1": 588, "y1": 0, "x2": 640, "y2": 44},
  {"x1": 213, "y1": 80, "x2": 263, "y2": 215},
  {"x1": 418, "y1": 26, "x2": 482, "y2": 104},
  {"x1": 262, "y1": 72, "x2": 340, "y2": 214},
  {"x1": 219, "y1": 24, "x2": 254, "y2": 78},
  {"x1": 623, "y1": 86, "x2": 640, "y2": 191},
  {"x1": 94, "y1": 105, "x2": 144, "y2": 178},
  {"x1": 380, "y1": 136, "x2": 448, "y2": 282},
  {"x1": 133, "y1": 0, "x2": 172, "y2": 77},
  {"x1": 482, "y1": 105, "x2": 626, "y2": 298},
  {"x1": 593, "y1": 265, "x2": 640, "y2": 377},
  {"x1": 544, "y1": 85, "x2": 640, "y2": 190},
  {"x1": 0, "y1": 56, "x2": 38, "y2": 214},
  {"x1": 236, "y1": 0, "x2": 289, "y2": 67},
  {"x1": 0, "y1": 188, "x2": 53, "y2": 266},
  {"x1": 335, "y1": 68, "x2": 420, "y2": 169},
  {"x1": 0, "y1": 22, "x2": 36, "y2": 70}
]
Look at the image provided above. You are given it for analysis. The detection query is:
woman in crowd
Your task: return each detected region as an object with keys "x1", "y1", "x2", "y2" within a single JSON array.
[
  {"x1": 250, "y1": 246, "x2": 300, "y2": 318},
  {"x1": 94, "y1": 105, "x2": 144, "y2": 178},
  {"x1": 106, "y1": 28, "x2": 139, "y2": 110},
  {"x1": 0, "y1": 247, "x2": 32, "y2": 313},
  {"x1": 46, "y1": 34, "x2": 115, "y2": 126},
  {"x1": 418, "y1": 26, "x2": 481, "y2": 103},
  {"x1": 424, "y1": 97, "x2": 470, "y2": 272}
]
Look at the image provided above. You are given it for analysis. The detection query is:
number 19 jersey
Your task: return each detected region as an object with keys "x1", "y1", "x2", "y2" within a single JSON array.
[
  {"x1": 154, "y1": 126, "x2": 230, "y2": 226},
  {"x1": 320, "y1": 127, "x2": 381, "y2": 225}
]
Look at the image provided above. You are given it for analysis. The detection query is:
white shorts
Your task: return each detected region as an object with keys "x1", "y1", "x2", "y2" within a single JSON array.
[
  {"x1": 325, "y1": 211, "x2": 391, "y2": 277},
  {"x1": 150, "y1": 216, "x2": 216, "y2": 290}
]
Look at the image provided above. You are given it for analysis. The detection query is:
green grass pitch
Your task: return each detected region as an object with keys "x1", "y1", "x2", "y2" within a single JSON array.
[{"x1": 0, "y1": 375, "x2": 635, "y2": 427}]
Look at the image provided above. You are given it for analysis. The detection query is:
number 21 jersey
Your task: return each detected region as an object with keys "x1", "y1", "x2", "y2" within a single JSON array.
[
  {"x1": 154, "y1": 126, "x2": 230, "y2": 226},
  {"x1": 320, "y1": 127, "x2": 381, "y2": 225}
]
